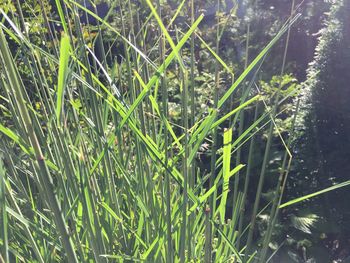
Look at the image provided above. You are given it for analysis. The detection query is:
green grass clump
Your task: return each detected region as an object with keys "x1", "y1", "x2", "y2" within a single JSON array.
[{"x1": 1, "y1": 1, "x2": 347, "y2": 262}]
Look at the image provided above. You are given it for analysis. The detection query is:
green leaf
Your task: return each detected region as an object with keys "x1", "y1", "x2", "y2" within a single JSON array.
[
  {"x1": 56, "y1": 35, "x2": 70, "y2": 127},
  {"x1": 219, "y1": 128, "x2": 233, "y2": 223},
  {"x1": 280, "y1": 180, "x2": 350, "y2": 208}
]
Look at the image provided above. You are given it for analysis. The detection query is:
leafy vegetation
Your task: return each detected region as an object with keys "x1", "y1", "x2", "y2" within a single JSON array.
[
  {"x1": 284, "y1": 1, "x2": 350, "y2": 261},
  {"x1": 0, "y1": 0, "x2": 349, "y2": 262}
]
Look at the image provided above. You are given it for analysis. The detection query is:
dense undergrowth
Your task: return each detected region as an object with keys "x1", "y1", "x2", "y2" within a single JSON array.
[{"x1": 0, "y1": 0, "x2": 350, "y2": 262}]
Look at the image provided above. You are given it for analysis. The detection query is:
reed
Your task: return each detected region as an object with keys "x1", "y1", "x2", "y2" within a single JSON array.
[{"x1": 1, "y1": 1, "x2": 347, "y2": 262}]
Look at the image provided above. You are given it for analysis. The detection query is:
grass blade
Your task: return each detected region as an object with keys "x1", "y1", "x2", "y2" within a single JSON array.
[{"x1": 56, "y1": 35, "x2": 70, "y2": 126}]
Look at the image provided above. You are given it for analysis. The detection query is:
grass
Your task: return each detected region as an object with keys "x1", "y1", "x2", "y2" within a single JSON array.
[{"x1": 1, "y1": 0, "x2": 349, "y2": 262}]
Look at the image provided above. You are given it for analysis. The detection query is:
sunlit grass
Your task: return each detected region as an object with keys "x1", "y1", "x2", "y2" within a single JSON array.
[{"x1": 1, "y1": 1, "x2": 347, "y2": 262}]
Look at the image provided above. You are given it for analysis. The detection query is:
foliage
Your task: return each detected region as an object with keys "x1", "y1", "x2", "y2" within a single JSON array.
[
  {"x1": 283, "y1": 0, "x2": 350, "y2": 261},
  {"x1": 0, "y1": 0, "x2": 349, "y2": 262}
]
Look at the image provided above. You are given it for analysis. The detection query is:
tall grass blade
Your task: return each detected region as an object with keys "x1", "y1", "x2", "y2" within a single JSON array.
[
  {"x1": 279, "y1": 180, "x2": 350, "y2": 208},
  {"x1": 0, "y1": 154, "x2": 9, "y2": 263},
  {"x1": 56, "y1": 35, "x2": 70, "y2": 126}
]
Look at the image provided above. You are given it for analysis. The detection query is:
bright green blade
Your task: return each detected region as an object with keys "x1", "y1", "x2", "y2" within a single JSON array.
[{"x1": 56, "y1": 35, "x2": 70, "y2": 127}]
